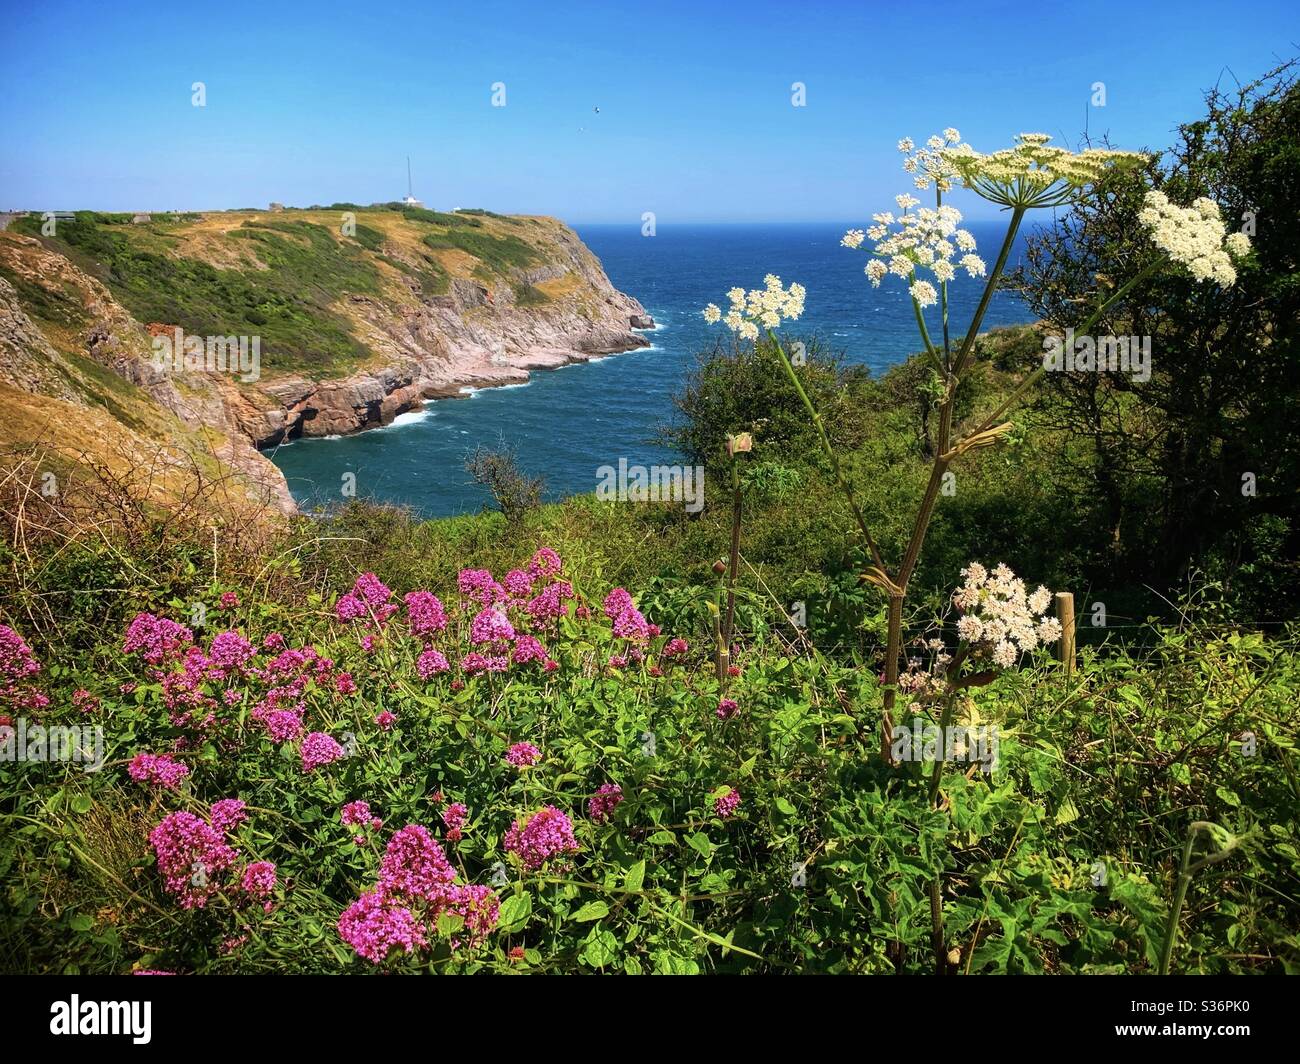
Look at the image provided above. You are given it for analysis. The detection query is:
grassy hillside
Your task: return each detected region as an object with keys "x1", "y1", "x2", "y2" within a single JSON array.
[{"x1": 7, "y1": 207, "x2": 584, "y2": 380}]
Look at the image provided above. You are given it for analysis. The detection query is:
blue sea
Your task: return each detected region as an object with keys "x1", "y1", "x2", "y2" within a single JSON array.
[{"x1": 271, "y1": 222, "x2": 1035, "y2": 516}]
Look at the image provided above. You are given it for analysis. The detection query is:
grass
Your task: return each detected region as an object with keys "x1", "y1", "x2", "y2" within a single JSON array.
[{"x1": 7, "y1": 207, "x2": 564, "y2": 382}]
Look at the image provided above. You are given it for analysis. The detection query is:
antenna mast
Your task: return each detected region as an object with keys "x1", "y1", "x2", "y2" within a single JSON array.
[{"x1": 407, "y1": 156, "x2": 413, "y2": 199}]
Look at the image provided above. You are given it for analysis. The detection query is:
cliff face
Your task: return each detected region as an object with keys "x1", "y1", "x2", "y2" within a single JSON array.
[
  {"x1": 215, "y1": 211, "x2": 652, "y2": 446},
  {"x1": 0, "y1": 240, "x2": 297, "y2": 515},
  {"x1": 0, "y1": 207, "x2": 653, "y2": 513}
]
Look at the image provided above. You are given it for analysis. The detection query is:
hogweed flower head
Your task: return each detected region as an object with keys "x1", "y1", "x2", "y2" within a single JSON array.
[
  {"x1": 952, "y1": 562, "x2": 1060, "y2": 668},
  {"x1": 899, "y1": 127, "x2": 967, "y2": 192},
  {"x1": 846, "y1": 196, "x2": 985, "y2": 303},
  {"x1": 942, "y1": 133, "x2": 1145, "y2": 209},
  {"x1": 1138, "y1": 190, "x2": 1249, "y2": 286},
  {"x1": 703, "y1": 274, "x2": 806, "y2": 341}
]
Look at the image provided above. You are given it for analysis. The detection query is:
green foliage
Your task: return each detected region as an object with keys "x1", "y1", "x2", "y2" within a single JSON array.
[
  {"x1": 464, "y1": 444, "x2": 545, "y2": 526},
  {"x1": 1013, "y1": 61, "x2": 1300, "y2": 619},
  {"x1": 420, "y1": 228, "x2": 540, "y2": 279},
  {"x1": 662, "y1": 333, "x2": 874, "y2": 464},
  {"x1": 2, "y1": 554, "x2": 1295, "y2": 973},
  {"x1": 15, "y1": 214, "x2": 381, "y2": 378}
]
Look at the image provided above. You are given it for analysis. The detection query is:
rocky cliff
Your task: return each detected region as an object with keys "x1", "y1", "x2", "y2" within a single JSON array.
[{"x1": 0, "y1": 207, "x2": 654, "y2": 515}]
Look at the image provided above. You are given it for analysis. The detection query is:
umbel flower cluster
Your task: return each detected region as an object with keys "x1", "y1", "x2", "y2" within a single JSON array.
[
  {"x1": 1138, "y1": 190, "x2": 1251, "y2": 286},
  {"x1": 842, "y1": 195, "x2": 986, "y2": 307},
  {"x1": 897, "y1": 127, "x2": 966, "y2": 192},
  {"x1": 952, "y1": 563, "x2": 1062, "y2": 668},
  {"x1": 702, "y1": 274, "x2": 806, "y2": 340},
  {"x1": 941, "y1": 132, "x2": 1145, "y2": 208}
]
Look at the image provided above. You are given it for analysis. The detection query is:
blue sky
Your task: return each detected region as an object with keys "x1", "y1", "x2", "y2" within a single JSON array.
[{"x1": 1, "y1": 0, "x2": 1295, "y2": 222}]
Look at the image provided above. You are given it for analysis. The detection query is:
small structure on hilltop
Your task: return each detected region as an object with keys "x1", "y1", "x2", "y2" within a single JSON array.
[
  {"x1": 132, "y1": 213, "x2": 151, "y2": 224},
  {"x1": 401, "y1": 156, "x2": 424, "y2": 208},
  {"x1": 269, "y1": 202, "x2": 285, "y2": 212}
]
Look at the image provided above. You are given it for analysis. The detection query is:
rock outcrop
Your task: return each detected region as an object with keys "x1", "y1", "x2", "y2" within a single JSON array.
[{"x1": 0, "y1": 208, "x2": 654, "y2": 517}]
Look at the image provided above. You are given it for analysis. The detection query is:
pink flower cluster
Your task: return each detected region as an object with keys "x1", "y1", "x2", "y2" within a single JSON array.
[
  {"x1": 148, "y1": 807, "x2": 238, "y2": 909},
  {"x1": 587, "y1": 784, "x2": 623, "y2": 824},
  {"x1": 72, "y1": 688, "x2": 100, "y2": 715},
  {"x1": 342, "y1": 800, "x2": 383, "y2": 830},
  {"x1": 714, "y1": 789, "x2": 741, "y2": 819},
  {"x1": 336, "y1": 573, "x2": 397, "y2": 629},
  {"x1": 210, "y1": 798, "x2": 247, "y2": 834},
  {"x1": 716, "y1": 698, "x2": 739, "y2": 720},
  {"x1": 603, "y1": 588, "x2": 658, "y2": 656},
  {"x1": 247, "y1": 645, "x2": 336, "y2": 743},
  {"x1": 0, "y1": 625, "x2": 48, "y2": 714},
  {"x1": 119, "y1": 614, "x2": 328, "y2": 735},
  {"x1": 416, "y1": 648, "x2": 450, "y2": 679},
  {"x1": 128, "y1": 752, "x2": 190, "y2": 791},
  {"x1": 404, "y1": 591, "x2": 448, "y2": 638},
  {"x1": 441, "y1": 802, "x2": 468, "y2": 841},
  {"x1": 241, "y1": 860, "x2": 278, "y2": 907},
  {"x1": 504, "y1": 805, "x2": 579, "y2": 870},
  {"x1": 337, "y1": 824, "x2": 499, "y2": 963},
  {"x1": 458, "y1": 569, "x2": 504, "y2": 606},
  {"x1": 470, "y1": 606, "x2": 516, "y2": 645},
  {"x1": 123, "y1": 613, "x2": 193, "y2": 666},
  {"x1": 301, "y1": 731, "x2": 345, "y2": 773},
  {"x1": 506, "y1": 741, "x2": 541, "y2": 767}
]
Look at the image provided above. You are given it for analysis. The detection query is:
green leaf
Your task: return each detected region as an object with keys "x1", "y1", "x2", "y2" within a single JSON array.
[
  {"x1": 774, "y1": 797, "x2": 797, "y2": 816},
  {"x1": 687, "y1": 832, "x2": 714, "y2": 858},
  {"x1": 647, "y1": 830, "x2": 677, "y2": 846},
  {"x1": 498, "y1": 892, "x2": 532, "y2": 932},
  {"x1": 68, "y1": 914, "x2": 94, "y2": 932},
  {"x1": 70, "y1": 794, "x2": 92, "y2": 815},
  {"x1": 582, "y1": 929, "x2": 619, "y2": 967},
  {"x1": 572, "y1": 900, "x2": 609, "y2": 923},
  {"x1": 624, "y1": 860, "x2": 645, "y2": 893}
]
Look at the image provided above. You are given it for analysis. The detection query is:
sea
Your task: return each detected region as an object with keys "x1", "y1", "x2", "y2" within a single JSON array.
[{"x1": 270, "y1": 222, "x2": 1035, "y2": 516}]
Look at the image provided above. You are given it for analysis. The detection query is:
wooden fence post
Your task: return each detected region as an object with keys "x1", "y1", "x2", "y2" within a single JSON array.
[{"x1": 1055, "y1": 592, "x2": 1076, "y2": 677}]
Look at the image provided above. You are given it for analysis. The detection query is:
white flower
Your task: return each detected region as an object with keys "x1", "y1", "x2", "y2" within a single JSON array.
[
  {"x1": 895, "y1": 193, "x2": 920, "y2": 211},
  {"x1": 943, "y1": 127, "x2": 960, "y2": 143},
  {"x1": 955, "y1": 562, "x2": 1059, "y2": 668},
  {"x1": 897, "y1": 137, "x2": 914, "y2": 153},
  {"x1": 841, "y1": 229, "x2": 865, "y2": 249},
  {"x1": 959, "y1": 254, "x2": 986, "y2": 278},
  {"x1": 703, "y1": 276, "x2": 806, "y2": 341},
  {"x1": 1225, "y1": 232, "x2": 1251, "y2": 257},
  {"x1": 1139, "y1": 189, "x2": 1245, "y2": 287},
  {"x1": 909, "y1": 280, "x2": 938, "y2": 307},
  {"x1": 865, "y1": 260, "x2": 887, "y2": 286}
]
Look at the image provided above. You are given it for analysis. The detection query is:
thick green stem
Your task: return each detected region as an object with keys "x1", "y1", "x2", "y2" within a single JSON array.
[
  {"x1": 1159, "y1": 833, "x2": 1197, "y2": 976},
  {"x1": 1158, "y1": 821, "x2": 1238, "y2": 975},
  {"x1": 950, "y1": 207, "x2": 1026, "y2": 379},
  {"x1": 965, "y1": 259, "x2": 1163, "y2": 438}
]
